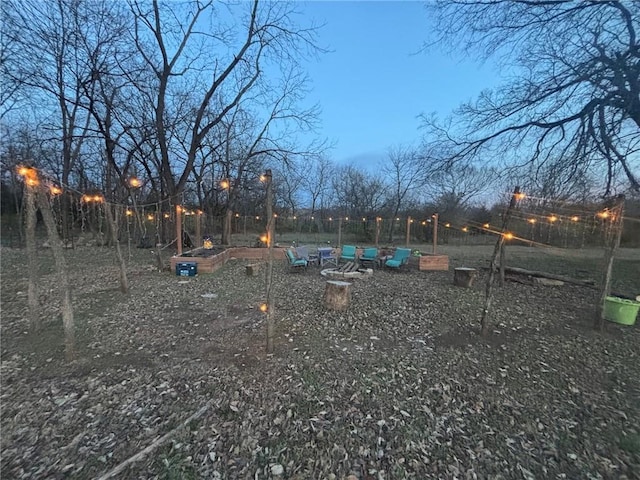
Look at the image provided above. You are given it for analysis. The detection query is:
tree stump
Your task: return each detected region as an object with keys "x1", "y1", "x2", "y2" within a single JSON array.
[
  {"x1": 246, "y1": 263, "x2": 261, "y2": 276},
  {"x1": 323, "y1": 280, "x2": 352, "y2": 311},
  {"x1": 454, "y1": 267, "x2": 478, "y2": 288}
]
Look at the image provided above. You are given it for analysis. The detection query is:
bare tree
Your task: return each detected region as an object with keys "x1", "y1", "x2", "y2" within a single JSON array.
[
  {"x1": 427, "y1": 162, "x2": 497, "y2": 222},
  {"x1": 331, "y1": 165, "x2": 388, "y2": 219},
  {"x1": 301, "y1": 155, "x2": 333, "y2": 231},
  {"x1": 422, "y1": 1, "x2": 640, "y2": 195},
  {"x1": 129, "y1": 0, "x2": 321, "y2": 222},
  {"x1": 382, "y1": 145, "x2": 427, "y2": 242},
  {"x1": 3, "y1": 0, "x2": 99, "y2": 239}
]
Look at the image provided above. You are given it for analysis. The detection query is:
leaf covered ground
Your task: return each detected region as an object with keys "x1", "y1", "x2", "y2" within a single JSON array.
[{"x1": 1, "y1": 245, "x2": 639, "y2": 479}]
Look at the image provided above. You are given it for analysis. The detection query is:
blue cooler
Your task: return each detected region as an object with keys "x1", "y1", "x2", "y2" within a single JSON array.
[{"x1": 176, "y1": 261, "x2": 197, "y2": 276}]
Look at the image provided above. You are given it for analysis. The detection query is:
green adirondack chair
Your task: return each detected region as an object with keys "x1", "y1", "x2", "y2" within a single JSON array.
[
  {"x1": 285, "y1": 248, "x2": 308, "y2": 271},
  {"x1": 339, "y1": 245, "x2": 357, "y2": 263},
  {"x1": 359, "y1": 247, "x2": 379, "y2": 268},
  {"x1": 384, "y1": 248, "x2": 411, "y2": 269}
]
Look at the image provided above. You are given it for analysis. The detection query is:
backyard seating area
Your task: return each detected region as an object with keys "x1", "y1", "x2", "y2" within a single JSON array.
[{"x1": 287, "y1": 245, "x2": 413, "y2": 272}]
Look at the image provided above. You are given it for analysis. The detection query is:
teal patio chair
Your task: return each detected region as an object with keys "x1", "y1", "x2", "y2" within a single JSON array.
[
  {"x1": 285, "y1": 248, "x2": 308, "y2": 271},
  {"x1": 384, "y1": 247, "x2": 411, "y2": 270},
  {"x1": 339, "y1": 245, "x2": 357, "y2": 264},
  {"x1": 359, "y1": 247, "x2": 379, "y2": 268}
]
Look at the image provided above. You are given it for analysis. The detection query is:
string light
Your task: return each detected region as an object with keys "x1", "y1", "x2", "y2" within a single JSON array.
[
  {"x1": 514, "y1": 192, "x2": 526, "y2": 201},
  {"x1": 147, "y1": 214, "x2": 154, "y2": 221},
  {"x1": 528, "y1": 218, "x2": 536, "y2": 224},
  {"x1": 571, "y1": 216, "x2": 579, "y2": 222},
  {"x1": 483, "y1": 223, "x2": 490, "y2": 228},
  {"x1": 220, "y1": 179, "x2": 230, "y2": 190},
  {"x1": 163, "y1": 213, "x2": 170, "y2": 219},
  {"x1": 126, "y1": 210, "x2": 133, "y2": 216},
  {"x1": 462, "y1": 226, "x2": 468, "y2": 232},
  {"x1": 259, "y1": 303, "x2": 268, "y2": 313},
  {"x1": 445, "y1": 223, "x2": 451, "y2": 228},
  {"x1": 17, "y1": 166, "x2": 39, "y2": 186},
  {"x1": 128, "y1": 177, "x2": 141, "y2": 188},
  {"x1": 82, "y1": 194, "x2": 104, "y2": 203},
  {"x1": 503, "y1": 232, "x2": 514, "y2": 240},
  {"x1": 549, "y1": 215, "x2": 558, "y2": 223},
  {"x1": 49, "y1": 185, "x2": 63, "y2": 195},
  {"x1": 17, "y1": 166, "x2": 32, "y2": 177}
]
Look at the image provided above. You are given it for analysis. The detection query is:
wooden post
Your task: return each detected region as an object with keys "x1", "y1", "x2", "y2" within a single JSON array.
[
  {"x1": 432, "y1": 213, "x2": 438, "y2": 255},
  {"x1": 195, "y1": 212, "x2": 202, "y2": 248},
  {"x1": 323, "y1": 280, "x2": 352, "y2": 311},
  {"x1": 25, "y1": 182, "x2": 39, "y2": 331},
  {"x1": 375, "y1": 217, "x2": 381, "y2": 247},
  {"x1": 480, "y1": 187, "x2": 520, "y2": 336},
  {"x1": 338, "y1": 217, "x2": 342, "y2": 247},
  {"x1": 406, "y1": 216, "x2": 411, "y2": 247},
  {"x1": 264, "y1": 170, "x2": 276, "y2": 353},
  {"x1": 176, "y1": 204, "x2": 183, "y2": 256},
  {"x1": 594, "y1": 195, "x2": 625, "y2": 331},
  {"x1": 499, "y1": 237, "x2": 507, "y2": 287}
]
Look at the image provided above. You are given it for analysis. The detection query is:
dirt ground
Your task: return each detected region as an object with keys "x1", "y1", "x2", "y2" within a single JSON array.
[{"x1": 1, "y1": 244, "x2": 639, "y2": 479}]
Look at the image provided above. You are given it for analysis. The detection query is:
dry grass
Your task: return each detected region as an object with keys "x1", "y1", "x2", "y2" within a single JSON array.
[{"x1": 1, "y1": 244, "x2": 639, "y2": 479}]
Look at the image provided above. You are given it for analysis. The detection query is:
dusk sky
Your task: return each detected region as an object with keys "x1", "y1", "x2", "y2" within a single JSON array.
[{"x1": 298, "y1": 1, "x2": 503, "y2": 165}]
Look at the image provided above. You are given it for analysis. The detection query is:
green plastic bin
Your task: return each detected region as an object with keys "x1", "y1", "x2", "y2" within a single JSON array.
[{"x1": 604, "y1": 296, "x2": 640, "y2": 326}]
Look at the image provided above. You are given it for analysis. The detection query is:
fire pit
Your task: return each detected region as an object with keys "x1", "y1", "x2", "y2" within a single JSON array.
[{"x1": 321, "y1": 267, "x2": 373, "y2": 279}]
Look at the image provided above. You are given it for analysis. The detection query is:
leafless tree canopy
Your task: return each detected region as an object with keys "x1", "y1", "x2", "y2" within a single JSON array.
[{"x1": 422, "y1": 0, "x2": 640, "y2": 196}]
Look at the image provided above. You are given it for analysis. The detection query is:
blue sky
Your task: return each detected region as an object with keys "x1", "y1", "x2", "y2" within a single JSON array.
[{"x1": 298, "y1": 1, "x2": 503, "y2": 165}]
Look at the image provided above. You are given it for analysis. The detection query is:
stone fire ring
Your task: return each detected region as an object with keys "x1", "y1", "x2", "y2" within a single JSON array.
[{"x1": 320, "y1": 268, "x2": 373, "y2": 279}]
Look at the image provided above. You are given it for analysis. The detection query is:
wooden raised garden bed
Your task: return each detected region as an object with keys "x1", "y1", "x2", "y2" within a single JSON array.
[
  {"x1": 170, "y1": 247, "x2": 286, "y2": 274},
  {"x1": 415, "y1": 254, "x2": 449, "y2": 271}
]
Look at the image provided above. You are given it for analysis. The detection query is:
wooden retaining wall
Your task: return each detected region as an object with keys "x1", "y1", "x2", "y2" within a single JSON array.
[{"x1": 170, "y1": 247, "x2": 287, "y2": 274}]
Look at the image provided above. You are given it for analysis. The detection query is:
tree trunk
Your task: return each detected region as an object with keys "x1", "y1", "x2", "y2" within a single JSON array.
[
  {"x1": 323, "y1": 280, "x2": 352, "y2": 311},
  {"x1": 454, "y1": 267, "x2": 478, "y2": 288},
  {"x1": 264, "y1": 170, "x2": 275, "y2": 353},
  {"x1": 222, "y1": 208, "x2": 233, "y2": 245},
  {"x1": 480, "y1": 186, "x2": 520, "y2": 336},
  {"x1": 104, "y1": 203, "x2": 129, "y2": 294},
  {"x1": 36, "y1": 186, "x2": 75, "y2": 361},
  {"x1": 594, "y1": 195, "x2": 625, "y2": 330},
  {"x1": 25, "y1": 184, "x2": 40, "y2": 331}
]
